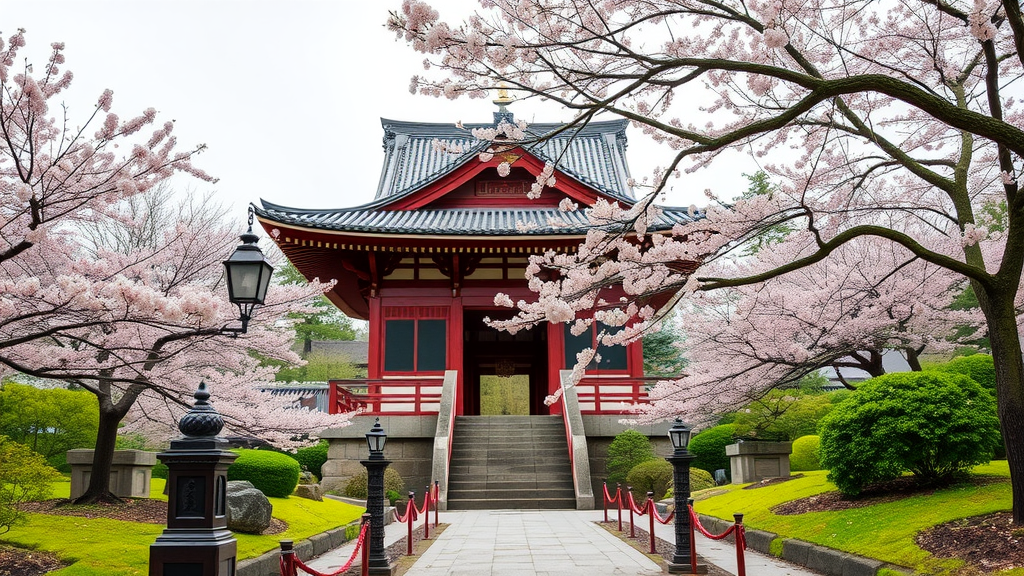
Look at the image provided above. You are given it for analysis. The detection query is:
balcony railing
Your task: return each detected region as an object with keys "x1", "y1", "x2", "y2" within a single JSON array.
[
  {"x1": 572, "y1": 376, "x2": 660, "y2": 415},
  {"x1": 329, "y1": 378, "x2": 445, "y2": 415}
]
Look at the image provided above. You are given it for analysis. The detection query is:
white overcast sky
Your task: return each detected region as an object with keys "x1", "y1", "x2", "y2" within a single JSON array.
[{"x1": 4, "y1": 0, "x2": 757, "y2": 220}]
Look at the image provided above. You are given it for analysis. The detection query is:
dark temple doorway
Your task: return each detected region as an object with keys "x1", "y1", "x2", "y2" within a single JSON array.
[{"x1": 462, "y1": 310, "x2": 548, "y2": 415}]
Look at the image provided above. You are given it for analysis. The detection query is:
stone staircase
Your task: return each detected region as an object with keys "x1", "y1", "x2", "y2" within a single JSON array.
[{"x1": 446, "y1": 415, "x2": 577, "y2": 510}]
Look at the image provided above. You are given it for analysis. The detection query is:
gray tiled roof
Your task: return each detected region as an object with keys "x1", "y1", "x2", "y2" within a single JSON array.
[
  {"x1": 256, "y1": 202, "x2": 698, "y2": 236},
  {"x1": 376, "y1": 117, "x2": 635, "y2": 202}
]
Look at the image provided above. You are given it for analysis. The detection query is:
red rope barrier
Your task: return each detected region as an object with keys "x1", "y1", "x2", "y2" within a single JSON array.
[{"x1": 282, "y1": 523, "x2": 369, "y2": 576}]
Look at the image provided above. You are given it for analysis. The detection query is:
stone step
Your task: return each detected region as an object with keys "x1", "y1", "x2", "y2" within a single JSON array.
[
  {"x1": 448, "y1": 479, "x2": 575, "y2": 490},
  {"x1": 446, "y1": 497, "x2": 577, "y2": 510},
  {"x1": 448, "y1": 487, "x2": 576, "y2": 498}
]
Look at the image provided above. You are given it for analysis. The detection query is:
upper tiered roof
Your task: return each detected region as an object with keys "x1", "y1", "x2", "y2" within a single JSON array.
[{"x1": 375, "y1": 117, "x2": 635, "y2": 203}]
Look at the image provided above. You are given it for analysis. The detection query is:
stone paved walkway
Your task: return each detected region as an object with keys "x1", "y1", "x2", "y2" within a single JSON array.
[
  {"x1": 407, "y1": 510, "x2": 662, "y2": 576},
  {"x1": 306, "y1": 509, "x2": 821, "y2": 576}
]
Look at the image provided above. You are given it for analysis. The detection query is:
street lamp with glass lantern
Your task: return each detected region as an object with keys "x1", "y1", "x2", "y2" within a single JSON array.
[
  {"x1": 361, "y1": 418, "x2": 395, "y2": 575},
  {"x1": 666, "y1": 418, "x2": 705, "y2": 574},
  {"x1": 222, "y1": 207, "x2": 274, "y2": 335}
]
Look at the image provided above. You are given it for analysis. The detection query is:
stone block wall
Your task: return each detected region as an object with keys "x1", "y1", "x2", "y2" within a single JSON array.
[{"x1": 320, "y1": 437, "x2": 434, "y2": 496}]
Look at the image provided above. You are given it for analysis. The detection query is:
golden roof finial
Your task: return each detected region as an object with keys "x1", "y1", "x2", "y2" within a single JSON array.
[{"x1": 493, "y1": 83, "x2": 514, "y2": 112}]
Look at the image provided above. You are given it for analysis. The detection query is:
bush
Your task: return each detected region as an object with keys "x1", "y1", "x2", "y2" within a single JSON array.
[
  {"x1": 790, "y1": 435, "x2": 821, "y2": 471},
  {"x1": 689, "y1": 468, "x2": 715, "y2": 492},
  {"x1": 688, "y1": 424, "x2": 735, "y2": 479},
  {"x1": 343, "y1": 468, "x2": 405, "y2": 500},
  {"x1": 227, "y1": 449, "x2": 301, "y2": 498},
  {"x1": 292, "y1": 441, "x2": 329, "y2": 480},
  {"x1": 606, "y1": 429, "x2": 656, "y2": 485},
  {"x1": 626, "y1": 460, "x2": 674, "y2": 500},
  {"x1": 933, "y1": 354, "x2": 1003, "y2": 458},
  {"x1": 818, "y1": 372, "x2": 1001, "y2": 495},
  {"x1": 151, "y1": 462, "x2": 169, "y2": 480},
  {"x1": 0, "y1": 436, "x2": 63, "y2": 534},
  {"x1": 934, "y1": 354, "x2": 995, "y2": 392}
]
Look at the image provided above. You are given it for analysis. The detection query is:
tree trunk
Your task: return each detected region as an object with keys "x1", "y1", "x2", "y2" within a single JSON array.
[
  {"x1": 73, "y1": 402, "x2": 127, "y2": 504},
  {"x1": 905, "y1": 348, "x2": 923, "y2": 372},
  {"x1": 975, "y1": 284, "x2": 1024, "y2": 524}
]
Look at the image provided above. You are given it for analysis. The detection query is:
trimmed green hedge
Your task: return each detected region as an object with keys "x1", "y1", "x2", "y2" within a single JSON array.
[
  {"x1": 343, "y1": 468, "x2": 405, "y2": 500},
  {"x1": 626, "y1": 459, "x2": 674, "y2": 500},
  {"x1": 606, "y1": 429, "x2": 656, "y2": 485},
  {"x1": 292, "y1": 441, "x2": 329, "y2": 479},
  {"x1": 790, "y1": 435, "x2": 821, "y2": 471},
  {"x1": 689, "y1": 424, "x2": 735, "y2": 478},
  {"x1": 228, "y1": 449, "x2": 301, "y2": 497}
]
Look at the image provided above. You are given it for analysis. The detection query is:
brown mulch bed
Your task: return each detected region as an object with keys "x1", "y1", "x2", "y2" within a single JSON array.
[
  {"x1": 773, "y1": 475, "x2": 1007, "y2": 515},
  {"x1": 916, "y1": 512, "x2": 1024, "y2": 573},
  {"x1": 0, "y1": 546, "x2": 64, "y2": 576},
  {"x1": 598, "y1": 521, "x2": 731, "y2": 576},
  {"x1": 18, "y1": 498, "x2": 286, "y2": 534}
]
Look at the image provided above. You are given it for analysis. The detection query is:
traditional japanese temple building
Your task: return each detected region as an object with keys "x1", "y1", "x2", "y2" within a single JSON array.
[{"x1": 253, "y1": 103, "x2": 697, "y2": 509}]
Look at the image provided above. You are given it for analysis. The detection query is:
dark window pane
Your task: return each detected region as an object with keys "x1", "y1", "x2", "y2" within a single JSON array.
[
  {"x1": 564, "y1": 324, "x2": 592, "y2": 368},
  {"x1": 384, "y1": 320, "x2": 415, "y2": 372},
  {"x1": 417, "y1": 320, "x2": 447, "y2": 371},
  {"x1": 597, "y1": 323, "x2": 628, "y2": 370}
]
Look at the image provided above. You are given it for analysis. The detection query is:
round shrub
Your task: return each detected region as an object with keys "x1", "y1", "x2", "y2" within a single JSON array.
[
  {"x1": 343, "y1": 467, "x2": 405, "y2": 500},
  {"x1": 818, "y1": 372, "x2": 1001, "y2": 496},
  {"x1": 151, "y1": 462, "x2": 169, "y2": 479},
  {"x1": 689, "y1": 468, "x2": 715, "y2": 492},
  {"x1": 292, "y1": 440, "x2": 329, "y2": 480},
  {"x1": 626, "y1": 460, "x2": 674, "y2": 500},
  {"x1": 227, "y1": 449, "x2": 301, "y2": 498},
  {"x1": 790, "y1": 435, "x2": 821, "y2": 471},
  {"x1": 935, "y1": 354, "x2": 995, "y2": 392},
  {"x1": 606, "y1": 429, "x2": 656, "y2": 485},
  {"x1": 688, "y1": 424, "x2": 735, "y2": 478}
]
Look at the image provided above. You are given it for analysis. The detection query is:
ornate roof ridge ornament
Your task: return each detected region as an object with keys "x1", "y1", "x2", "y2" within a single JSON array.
[{"x1": 493, "y1": 84, "x2": 515, "y2": 126}]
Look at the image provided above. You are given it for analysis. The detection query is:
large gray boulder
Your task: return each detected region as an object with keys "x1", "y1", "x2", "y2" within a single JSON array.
[{"x1": 226, "y1": 480, "x2": 273, "y2": 534}]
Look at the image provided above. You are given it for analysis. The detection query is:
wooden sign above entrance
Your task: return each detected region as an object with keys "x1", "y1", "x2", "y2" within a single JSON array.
[{"x1": 475, "y1": 180, "x2": 529, "y2": 197}]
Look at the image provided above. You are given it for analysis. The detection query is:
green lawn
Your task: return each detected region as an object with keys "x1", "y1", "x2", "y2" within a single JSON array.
[
  {"x1": 693, "y1": 462, "x2": 1013, "y2": 575},
  {"x1": 2, "y1": 479, "x2": 365, "y2": 576}
]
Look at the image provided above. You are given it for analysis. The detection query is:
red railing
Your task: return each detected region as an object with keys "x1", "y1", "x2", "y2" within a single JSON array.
[
  {"x1": 329, "y1": 378, "x2": 445, "y2": 415},
  {"x1": 602, "y1": 482, "x2": 746, "y2": 576},
  {"x1": 573, "y1": 377, "x2": 659, "y2": 415}
]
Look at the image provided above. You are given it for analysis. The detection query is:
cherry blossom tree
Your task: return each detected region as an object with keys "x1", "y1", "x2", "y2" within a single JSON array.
[
  {"x1": 0, "y1": 32, "x2": 349, "y2": 503},
  {"x1": 390, "y1": 0, "x2": 1024, "y2": 521},
  {"x1": 675, "y1": 234, "x2": 982, "y2": 412}
]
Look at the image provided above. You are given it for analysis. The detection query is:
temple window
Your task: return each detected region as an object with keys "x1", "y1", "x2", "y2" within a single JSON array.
[
  {"x1": 563, "y1": 322, "x2": 628, "y2": 371},
  {"x1": 383, "y1": 318, "x2": 447, "y2": 373}
]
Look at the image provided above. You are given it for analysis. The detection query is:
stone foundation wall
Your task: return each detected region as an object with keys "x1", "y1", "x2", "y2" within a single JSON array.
[
  {"x1": 320, "y1": 437, "x2": 434, "y2": 496},
  {"x1": 580, "y1": 416, "x2": 673, "y2": 500}
]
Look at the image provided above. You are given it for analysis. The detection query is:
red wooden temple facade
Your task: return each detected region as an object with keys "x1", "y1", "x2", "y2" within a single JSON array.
[{"x1": 253, "y1": 111, "x2": 696, "y2": 421}]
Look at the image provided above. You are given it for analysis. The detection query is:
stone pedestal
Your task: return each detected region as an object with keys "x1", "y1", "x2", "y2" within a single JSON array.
[
  {"x1": 68, "y1": 449, "x2": 157, "y2": 499},
  {"x1": 725, "y1": 441, "x2": 792, "y2": 484}
]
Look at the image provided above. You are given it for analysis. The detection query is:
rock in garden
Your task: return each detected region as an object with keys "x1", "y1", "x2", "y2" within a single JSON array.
[
  {"x1": 226, "y1": 480, "x2": 273, "y2": 534},
  {"x1": 294, "y1": 483, "x2": 323, "y2": 501}
]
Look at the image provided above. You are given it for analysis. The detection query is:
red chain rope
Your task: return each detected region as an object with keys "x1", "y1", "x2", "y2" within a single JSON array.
[
  {"x1": 603, "y1": 483, "x2": 620, "y2": 504},
  {"x1": 649, "y1": 499, "x2": 675, "y2": 525},
  {"x1": 394, "y1": 498, "x2": 418, "y2": 524},
  {"x1": 285, "y1": 523, "x2": 368, "y2": 576},
  {"x1": 687, "y1": 505, "x2": 738, "y2": 542}
]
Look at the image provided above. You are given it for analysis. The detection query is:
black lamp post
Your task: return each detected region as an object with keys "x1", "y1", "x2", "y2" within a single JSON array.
[
  {"x1": 149, "y1": 383, "x2": 238, "y2": 576},
  {"x1": 666, "y1": 418, "x2": 705, "y2": 574},
  {"x1": 361, "y1": 418, "x2": 395, "y2": 575},
  {"x1": 222, "y1": 207, "x2": 274, "y2": 335}
]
